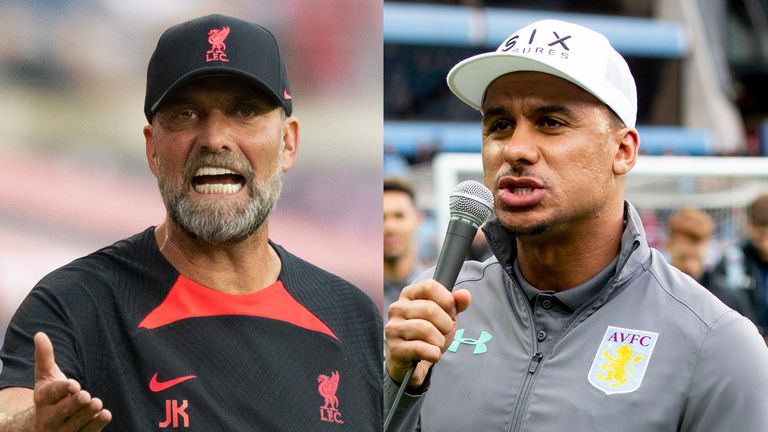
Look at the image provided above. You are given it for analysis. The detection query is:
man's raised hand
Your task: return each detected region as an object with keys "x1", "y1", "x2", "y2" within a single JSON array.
[{"x1": 32, "y1": 332, "x2": 112, "y2": 431}]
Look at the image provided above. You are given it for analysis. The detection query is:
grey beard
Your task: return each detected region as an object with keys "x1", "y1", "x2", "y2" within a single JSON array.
[{"x1": 158, "y1": 153, "x2": 284, "y2": 245}]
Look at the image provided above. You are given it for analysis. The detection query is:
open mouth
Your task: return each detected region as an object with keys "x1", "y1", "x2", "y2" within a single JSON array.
[
  {"x1": 509, "y1": 186, "x2": 534, "y2": 196},
  {"x1": 191, "y1": 167, "x2": 245, "y2": 194},
  {"x1": 497, "y1": 177, "x2": 545, "y2": 208}
]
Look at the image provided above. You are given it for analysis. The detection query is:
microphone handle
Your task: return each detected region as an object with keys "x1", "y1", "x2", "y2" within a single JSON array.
[
  {"x1": 432, "y1": 217, "x2": 479, "y2": 291},
  {"x1": 384, "y1": 217, "x2": 482, "y2": 431}
]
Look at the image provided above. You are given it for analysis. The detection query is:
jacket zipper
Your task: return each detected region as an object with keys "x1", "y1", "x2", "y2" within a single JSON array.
[
  {"x1": 528, "y1": 352, "x2": 543, "y2": 373},
  {"x1": 506, "y1": 270, "x2": 625, "y2": 432},
  {"x1": 496, "y1": 221, "x2": 640, "y2": 432},
  {"x1": 507, "y1": 277, "x2": 540, "y2": 432},
  {"x1": 504, "y1": 260, "x2": 625, "y2": 432},
  {"x1": 508, "y1": 351, "x2": 543, "y2": 432}
]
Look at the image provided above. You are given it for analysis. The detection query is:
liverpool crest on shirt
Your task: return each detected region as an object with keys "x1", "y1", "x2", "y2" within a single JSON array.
[{"x1": 587, "y1": 326, "x2": 659, "y2": 395}]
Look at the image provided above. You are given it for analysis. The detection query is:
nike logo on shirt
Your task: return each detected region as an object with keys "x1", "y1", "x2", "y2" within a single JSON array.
[{"x1": 149, "y1": 372, "x2": 198, "y2": 392}]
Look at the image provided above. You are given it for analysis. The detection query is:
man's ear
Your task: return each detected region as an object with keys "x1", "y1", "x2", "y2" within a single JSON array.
[
  {"x1": 280, "y1": 116, "x2": 300, "y2": 172},
  {"x1": 144, "y1": 125, "x2": 159, "y2": 177},
  {"x1": 612, "y1": 127, "x2": 639, "y2": 176}
]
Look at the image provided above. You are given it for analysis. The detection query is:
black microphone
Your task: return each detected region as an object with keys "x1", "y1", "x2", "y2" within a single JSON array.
[
  {"x1": 433, "y1": 180, "x2": 494, "y2": 291},
  {"x1": 384, "y1": 180, "x2": 493, "y2": 431}
]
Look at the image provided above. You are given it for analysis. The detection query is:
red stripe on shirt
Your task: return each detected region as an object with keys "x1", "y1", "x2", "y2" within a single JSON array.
[{"x1": 138, "y1": 276, "x2": 337, "y2": 339}]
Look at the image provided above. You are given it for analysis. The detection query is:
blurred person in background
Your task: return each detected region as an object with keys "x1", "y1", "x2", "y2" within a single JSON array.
[
  {"x1": 665, "y1": 208, "x2": 757, "y2": 324},
  {"x1": 744, "y1": 194, "x2": 768, "y2": 342},
  {"x1": 384, "y1": 19, "x2": 768, "y2": 431},
  {"x1": 716, "y1": 194, "x2": 768, "y2": 344},
  {"x1": 0, "y1": 14, "x2": 381, "y2": 431},
  {"x1": 384, "y1": 178, "x2": 426, "y2": 314}
]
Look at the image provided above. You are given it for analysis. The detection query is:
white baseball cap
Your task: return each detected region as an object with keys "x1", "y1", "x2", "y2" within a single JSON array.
[{"x1": 447, "y1": 19, "x2": 637, "y2": 128}]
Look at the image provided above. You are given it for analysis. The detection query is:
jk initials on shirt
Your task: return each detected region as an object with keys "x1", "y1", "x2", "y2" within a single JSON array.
[
  {"x1": 448, "y1": 328, "x2": 493, "y2": 354},
  {"x1": 159, "y1": 399, "x2": 190, "y2": 428}
]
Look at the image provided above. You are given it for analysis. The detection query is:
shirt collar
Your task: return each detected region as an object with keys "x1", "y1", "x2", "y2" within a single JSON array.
[{"x1": 513, "y1": 255, "x2": 619, "y2": 311}]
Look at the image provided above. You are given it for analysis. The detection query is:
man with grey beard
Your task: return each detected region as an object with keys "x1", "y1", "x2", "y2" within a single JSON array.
[{"x1": 0, "y1": 14, "x2": 381, "y2": 432}]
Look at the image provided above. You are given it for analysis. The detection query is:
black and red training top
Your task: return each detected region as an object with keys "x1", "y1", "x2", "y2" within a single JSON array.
[{"x1": 0, "y1": 228, "x2": 382, "y2": 431}]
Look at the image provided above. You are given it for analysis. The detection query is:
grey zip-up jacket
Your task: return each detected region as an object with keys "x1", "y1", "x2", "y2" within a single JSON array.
[{"x1": 385, "y1": 202, "x2": 768, "y2": 431}]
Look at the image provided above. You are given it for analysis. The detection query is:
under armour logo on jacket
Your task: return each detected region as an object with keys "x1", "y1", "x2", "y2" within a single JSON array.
[{"x1": 448, "y1": 328, "x2": 493, "y2": 354}]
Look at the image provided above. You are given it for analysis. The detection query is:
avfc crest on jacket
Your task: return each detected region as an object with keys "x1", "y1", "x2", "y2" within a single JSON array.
[{"x1": 587, "y1": 326, "x2": 659, "y2": 395}]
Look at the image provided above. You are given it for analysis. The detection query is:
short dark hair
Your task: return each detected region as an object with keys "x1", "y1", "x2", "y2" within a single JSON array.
[
  {"x1": 384, "y1": 177, "x2": 416, "y2": 203},
  {"x1": 748, "y1": 194, "x2": 768, "y2": 226},
  {"x1": 667, "y1": 208, "x2": 715, "y2": 242}
]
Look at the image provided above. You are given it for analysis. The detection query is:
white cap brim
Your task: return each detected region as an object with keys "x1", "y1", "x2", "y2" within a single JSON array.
[
  {"x1": 447, "y1": 46, "x2": 636, "y2": 128},
  {"x1": 449, "y1": 52, "x2": 597, "y2": 109}
]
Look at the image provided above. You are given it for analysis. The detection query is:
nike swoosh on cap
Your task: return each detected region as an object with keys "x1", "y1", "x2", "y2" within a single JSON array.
[{"x1": 149, "y1": 372, "x2": 198, "y2": 392}]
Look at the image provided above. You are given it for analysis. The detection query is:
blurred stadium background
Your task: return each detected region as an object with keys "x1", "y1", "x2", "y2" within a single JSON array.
[
  {"x1": 5, "y1": 0, "x2": 768, "y2": 364},
  {"x1": 384, "y1": 0, "x2": 768, "y2": 282},
  {"x1": 0, "y1": 0, "x2": 382, "y2": 350}
]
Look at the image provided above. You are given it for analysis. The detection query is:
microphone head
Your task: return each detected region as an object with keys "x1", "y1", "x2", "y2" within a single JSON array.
[{"x1": 449, "y1": 180, "x2": 494, "y2": 227}]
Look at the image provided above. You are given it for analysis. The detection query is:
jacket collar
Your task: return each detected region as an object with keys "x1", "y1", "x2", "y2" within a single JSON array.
[{"x1": 482, "y1": 201, "x2": 649, "y2": 285}]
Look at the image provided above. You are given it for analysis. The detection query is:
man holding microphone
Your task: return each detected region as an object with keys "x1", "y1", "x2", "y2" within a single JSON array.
[{"x1": 385, "y1": 19, "x2": 768, "y2": 431}]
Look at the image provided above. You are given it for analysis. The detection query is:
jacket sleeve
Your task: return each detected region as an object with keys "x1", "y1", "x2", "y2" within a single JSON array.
[
  {"x1": 679, "y1": 311, "x2": 768, "y2": 431},
  {"x1": 384, "y1": 370, "x2": 427, "y2": 431}
]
